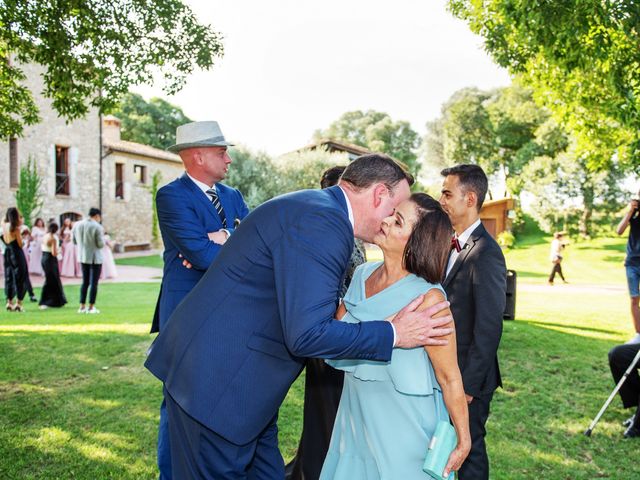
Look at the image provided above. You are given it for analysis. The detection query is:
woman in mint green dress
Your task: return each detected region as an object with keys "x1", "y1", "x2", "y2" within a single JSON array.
[{"x1": 320, "y1": 193, "x2": 471, "y2": 480}]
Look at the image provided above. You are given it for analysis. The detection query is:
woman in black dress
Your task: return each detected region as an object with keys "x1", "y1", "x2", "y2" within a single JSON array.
[
  {"x1": 39, "y1": 222, "x2": 67, "y2": 309},
  {"x1": 2, "y1": 207, "x2": 29, "y2": 312}
]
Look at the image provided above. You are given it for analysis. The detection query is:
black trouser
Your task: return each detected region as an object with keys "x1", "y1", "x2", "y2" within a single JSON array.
[
  {"x1": 609, "y1": 343, "x2": 640, "y2": 411},
  {"x1": 285, "y1": 358, "x2": 344, "y2": 480},
  {"x1": 548, "y1": 261, "x2": 565, "y2": 282},
  {"x1": 458, "y1": 393, "x2": 493, "y2": 480},
  {"x1": 80, "y1": 263, "x2": 102, "y2": 305}
]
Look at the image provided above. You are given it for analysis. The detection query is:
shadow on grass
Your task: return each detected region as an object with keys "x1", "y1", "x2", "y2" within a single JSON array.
[
  {"x1": 521, "y1": 320, "x2": 620, "y2": 336},
  {"x1": 0, "y1": 329, "x2": 159, "y2": 479},
  {"x1": 510, "y1": 270, "x2": 548, "y2": 279},
  {"x1": 494, "y1": 321, "x2": 636, "y2": 479}
]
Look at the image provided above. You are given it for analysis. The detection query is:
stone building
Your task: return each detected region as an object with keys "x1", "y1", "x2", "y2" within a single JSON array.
[{"x1": 0, "y1": 63, "x2": 184, "y2": 249}]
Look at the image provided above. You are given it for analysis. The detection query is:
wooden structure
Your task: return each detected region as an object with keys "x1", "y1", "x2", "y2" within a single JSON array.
[{"x1": 480, "y1": 197, "x2": 516, "y2": 238}]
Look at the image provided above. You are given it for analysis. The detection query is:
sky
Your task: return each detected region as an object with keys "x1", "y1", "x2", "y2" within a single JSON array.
[{"x1": 133, "y1": 0, "x2": 511, "y2": 157}]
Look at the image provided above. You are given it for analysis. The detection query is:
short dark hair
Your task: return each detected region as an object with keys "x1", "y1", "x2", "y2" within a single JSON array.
[
  {"x1": 47, "y1": 222, "x2": 59, "y2": 234},
  {"x1": 341, "y1": 154, "x2": 414, "y2": 194},
  {"x1": 320, "y1": 166, "x2": 346, "y2": 189},
  {"x1": 404, "y1": 193, "x2": 453, "y2": 283},
  {"x1": 440, "y1": 164, "x2": 488, "y2": 211},
  {"x1": 89, "y1": 207, "x2": 101, "y2": 217}
]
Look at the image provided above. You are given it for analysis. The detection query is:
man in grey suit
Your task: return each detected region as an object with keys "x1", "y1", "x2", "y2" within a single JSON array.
[{"x1": 73, "y1": 207, "x2": 105, "y2": 314}]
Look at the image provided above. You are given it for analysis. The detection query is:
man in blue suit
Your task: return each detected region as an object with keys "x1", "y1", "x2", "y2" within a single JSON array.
[
  {"x1": 151, "y1": 121, "x2": 249, "y2": 479},
  {"x1": 146, "y1": 154, "x2": 453, "y2": 479}
]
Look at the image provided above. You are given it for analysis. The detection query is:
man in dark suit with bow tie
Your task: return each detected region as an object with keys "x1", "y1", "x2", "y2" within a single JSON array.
[
  {"x1": 146, "y1": 154, "x2": 455, "y2": 479},
  {"x1": 151, "y1": 121, "x2": 249, "y2": 479},
  {"x1": 440, "y1": 164, "x2": 506, "y2": 480}
]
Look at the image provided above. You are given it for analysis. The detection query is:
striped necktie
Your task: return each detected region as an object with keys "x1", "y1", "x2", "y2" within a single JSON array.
[{"x1": 206, "y1": 188, "x2": 227, "y2": 228}]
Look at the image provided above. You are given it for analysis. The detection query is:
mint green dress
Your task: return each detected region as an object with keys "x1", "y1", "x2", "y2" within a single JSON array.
[{"x1": 320, "y1": 261, "x2": 450, "y2": 480}]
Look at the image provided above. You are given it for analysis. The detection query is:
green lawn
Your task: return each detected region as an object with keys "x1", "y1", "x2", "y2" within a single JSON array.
[
  {"x1": 115, "y1": 254, "x2": 164, "y2": 269},
  {"x1": 1, "y1": 238, "x2": 638, "y2": 478}
]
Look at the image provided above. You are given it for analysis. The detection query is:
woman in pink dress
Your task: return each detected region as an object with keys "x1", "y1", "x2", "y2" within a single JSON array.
[
  {"x1": 29, "y1": 218, "x2": 45, "y2": 276},
  {"x1": 59, "y1": 218, "x2": 78, "y2": 277},
  {"x1": 100, "y1": 233, "x2": 118, "y2": 279}
]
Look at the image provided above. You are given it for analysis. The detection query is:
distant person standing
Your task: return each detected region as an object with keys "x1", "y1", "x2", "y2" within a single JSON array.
[
  {"x1": 2, "y1": 208, "x2": 29, "y2": 312},
  {"x1": 617, "y1": 196, "x2": 640, "y2": 344},
  {"x1": 548, "y1": 232, "x2": 569, "y2": 285},
  {"x1": 39, "y1": 222, "x2": 67, "y2": 309},
  {"x1": 73, "y1": 208, "x2": 105, "y2": 314}
]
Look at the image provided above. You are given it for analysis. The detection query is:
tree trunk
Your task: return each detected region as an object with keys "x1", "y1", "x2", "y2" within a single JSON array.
[{"x1": 580, "y1": 182, "x2": 594, "y2": 238}]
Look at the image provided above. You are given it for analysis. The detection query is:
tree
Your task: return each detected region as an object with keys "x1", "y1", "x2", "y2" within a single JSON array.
[
  {"x1": 448, "y1": 0, "x2": 640, "y2": 170},
  {"x1": 225, "y1": 146, "x2": 283, "y2": 209},
  {"x1": 148, "y1": 170, "x2": 163, "y2": 248},
  {"x1": 0, "y1": 0, "x2": 223, "y2": 139},
  {"x1": 424, "y1": 85, "x2": 569, "y2": 198},
  {"x1": 275, "y1": 147, "x2": 349, "y2": 194},
  {"x1": 313, "y1": 110, "x2": 422, "y2": 177},
  {"x1": 111, "y1": 93, "x2": 193, "y2": 150},
  {"x1": 14, "y1": 156, "x2": 43, "y2": 228}
]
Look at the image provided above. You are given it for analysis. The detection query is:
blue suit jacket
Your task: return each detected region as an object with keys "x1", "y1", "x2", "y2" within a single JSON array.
[
  {"x1": 150, "y1": 173, "x2": 249, "y2": 333},
  {"x1": 145, "y1": 186, "x2": 394, "y2": 444}
]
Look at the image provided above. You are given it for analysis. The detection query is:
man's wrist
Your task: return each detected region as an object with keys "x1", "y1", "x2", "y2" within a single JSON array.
[
  {"x1": 391, "y1": 323, "x2": 397, "y2": 347},
  {"x1": 221, "y1": 229, "x2": 230, "y2": 239}
]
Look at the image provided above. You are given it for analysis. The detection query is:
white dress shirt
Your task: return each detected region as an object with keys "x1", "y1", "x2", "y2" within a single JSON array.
[
  {"x1": 446, "y1": 218, "x2": 481, "y2": 278},
  {"x1": 186, "y1": 172, "x2": 215, "y2": 195}
]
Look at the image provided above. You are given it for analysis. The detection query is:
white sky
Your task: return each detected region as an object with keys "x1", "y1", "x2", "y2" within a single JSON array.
[{"x1": 133, "y1": 0, "x2": 511, "y2": 156}]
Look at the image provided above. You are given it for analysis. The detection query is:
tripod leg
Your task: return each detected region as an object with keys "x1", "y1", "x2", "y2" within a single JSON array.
[{"x1": 585, "y1": 349, "x2": 640, "y2": 436}]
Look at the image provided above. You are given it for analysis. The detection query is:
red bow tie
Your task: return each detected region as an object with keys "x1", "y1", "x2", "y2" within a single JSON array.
[{"x1": 451, "y1": 236, "x2": 462, "y2": 253}]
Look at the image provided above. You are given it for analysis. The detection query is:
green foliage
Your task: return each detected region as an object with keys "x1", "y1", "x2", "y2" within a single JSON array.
[
  {"x1": 14, "y1": 156, "x2": 43, "y2": 228},
  {"x1": 148, "y1": 171, "x2": 162, "y2": 247},
  {"x1": 275, "y1": 147, "x2": 349, "y2": 193},
  {"x1": 110, "y1": 93, "x2": 193, "y2": 150},
  {"x1": 224, "y1": 146, "x2": 283, "y2": 209},
  {"x1": 424, "y1": 85, "x2": 568, "y2": 198},
  {"x1": 314, "y1": 110, "x2": 422, "y2": 178},
  {"x1": 496, "y1": 230, "x2": 515, "y2": 249},
  {"x1": 448, "y1": 0, "x2": 640, "y2": 170},
  {"x1": 0, "y1": 0, "x2": 223, "y2": 138}
]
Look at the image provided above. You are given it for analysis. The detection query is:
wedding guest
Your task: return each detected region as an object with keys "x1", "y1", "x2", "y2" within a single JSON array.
[
  {"x1": 100, "y1": 232, "x2": 118, "y2": 279},
  {"x1": 548, "y1": 232, "x2": 569, "y2": 285},
  {"x1": 320, "y1": 194, "x2": 470, "y2": 479},
  {"x1": 286, "y1": 165, "x2": 367, "y2": 480},
  {"x1": 2, "y1": 208, "x2": 29, "y2": 312},
  {"x1": 73, "y1": 208, "x2": 105, "y2": 314},
  {"x1": 150, "y1": 120, "x2": 250, "y2": 479},
  {"x1": 20, "y1": 226, "x2": 38, "y2": 302},
  {"x1": 39, "y1": 222, "x2": 67, "y2": 309},
  {"x1": 29, "y1": 218, "x2": 45, "y2": 276},
  {"x1": 608, "y1": 342, "x2": 640, "y2": 438},
  {"x1": 617, "y1": 196, "x2": 640, "y2": 344},
  {"x1": 145, "y1": 154, "x2": 454, "y2": 478},
  {"x1": 440, "y1": 164, "x2": 507, "y2": 480},
  {"x1": 59, "y1": 218, "x2": 77, "y2": 277}
]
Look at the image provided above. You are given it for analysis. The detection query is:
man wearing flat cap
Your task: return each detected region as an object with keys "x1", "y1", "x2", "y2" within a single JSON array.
[{"x1": 151, "y1": 120, "x2": 249, "y2": 479}]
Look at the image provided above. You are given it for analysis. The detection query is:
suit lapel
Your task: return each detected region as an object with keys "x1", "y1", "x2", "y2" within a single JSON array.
[
  {"x1": 443, "y1": 223, "x2": 485, "y2": 288},
  {"x1": 179, "y1": 173, "x2": 221, "y2": 226}
]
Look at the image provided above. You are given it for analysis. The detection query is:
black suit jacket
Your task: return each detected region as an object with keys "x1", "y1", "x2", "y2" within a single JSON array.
[{"x1": 444, "y1": 223, "x2": 506, "y2": 398}]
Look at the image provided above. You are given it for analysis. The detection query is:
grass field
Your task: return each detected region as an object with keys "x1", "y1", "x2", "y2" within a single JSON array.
[
  {"x1": 115, "y1": 254, "x2": 164, "y2": 269},
  {"x1": 1, "y1": 233, "x2": 638, "y2": 479}
]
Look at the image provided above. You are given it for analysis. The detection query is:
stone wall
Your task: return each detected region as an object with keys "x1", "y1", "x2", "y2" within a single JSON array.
[
  {"x1": 101, "y1": 151, "x2": 183, "y2": 245},
  {"x1": 0, "y1": 63, "x2": 101, "y2": 226}
]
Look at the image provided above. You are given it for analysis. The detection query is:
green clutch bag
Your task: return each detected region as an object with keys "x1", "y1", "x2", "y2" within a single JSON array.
[{"x1": 423, "y1": 420, "x2": 456, "y2": 480}]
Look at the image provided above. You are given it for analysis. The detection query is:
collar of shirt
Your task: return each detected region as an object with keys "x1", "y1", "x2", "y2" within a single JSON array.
[
  {"x1": 186, "y1": 172, "x2": 215, "y2": 196},
  {"x1": 455, "y1": 218, "x2": 481, "y2": 248},
  {"x1": 337, "y1": 186, "x2": 355, "y2": 229}
]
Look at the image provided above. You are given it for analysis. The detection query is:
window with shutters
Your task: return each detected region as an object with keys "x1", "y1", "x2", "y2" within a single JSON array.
[
  {"x1": 55, "y1": 146, "x2": 70, "y2": 195},
  {"x1": 115, "y1": 163, "x2": 124, "y2": 199},
  {"x1": 133, "y1": 164, "x2": 147, "y2": 184}
]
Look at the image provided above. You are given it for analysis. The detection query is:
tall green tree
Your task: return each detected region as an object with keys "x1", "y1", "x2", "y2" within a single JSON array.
[
  {"x1": 14, "y1": 156, "x2": 43, "y2": 228},
  {"x1": 448, "y1": 0, "x2": 640, "y2": 170},
  {"x1": 111, "y1": 93, "x2": 193, "y2": 150},
  {"x1": 0, "y1": 0, "x2": 223, "y2": 139},
  {"x1": 424, "y1": 85, "x2": 569, "y2": 198},
  {"x1": 313, "y1": 110, "x2": 422, "y2": 177}
]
